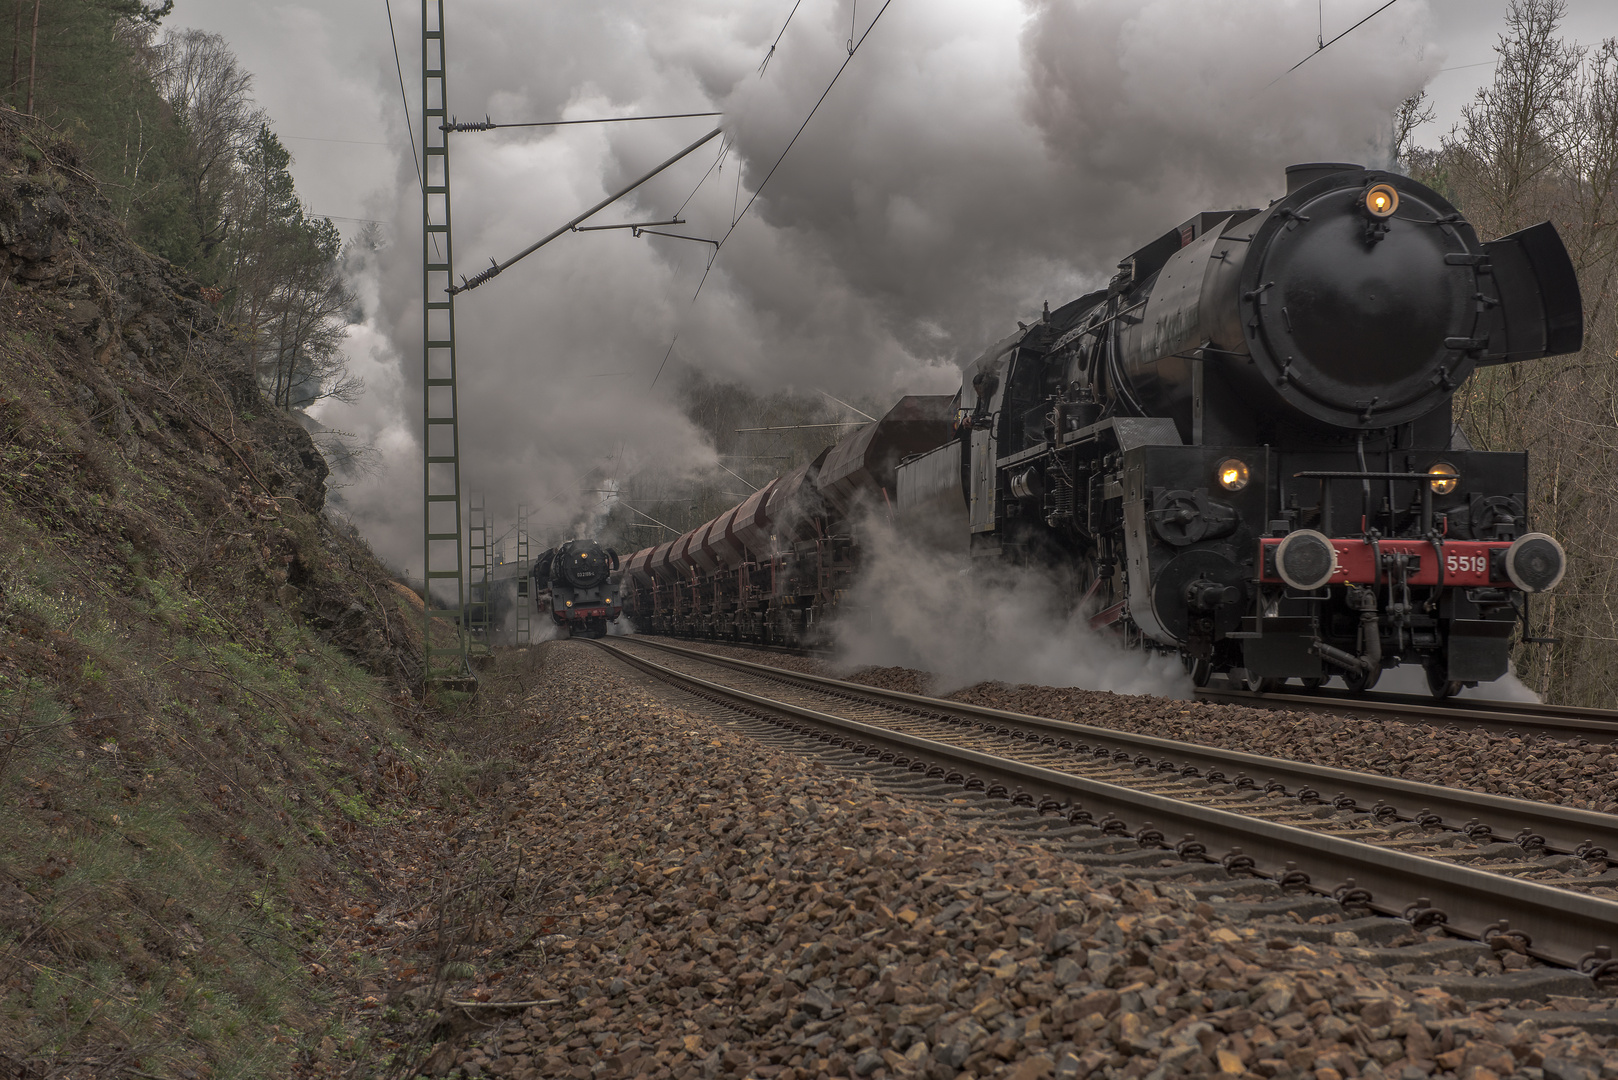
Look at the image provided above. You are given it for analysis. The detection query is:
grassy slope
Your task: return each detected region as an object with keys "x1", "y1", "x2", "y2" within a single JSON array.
[{"x1": 0, "y1": 111, "x2": 469, "y2": 1077}]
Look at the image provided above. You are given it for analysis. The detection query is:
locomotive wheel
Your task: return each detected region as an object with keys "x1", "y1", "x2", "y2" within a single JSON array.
[
  {"x1": 1186, "y1": 657, "x2": 1212, "y2": 688},
  {"x1": 1341, "y1": 666, "x2": 1380, "y2": 694},
  {"x1": 1240, "y1": 670, "x2": 1279, "y2": 694},
  {"x1": 1425, "y1": 664, "x2": 1463, "y2": 700},
  {"x1": 1300, "y1": 677, "x2": 1325, "y2": 692}
]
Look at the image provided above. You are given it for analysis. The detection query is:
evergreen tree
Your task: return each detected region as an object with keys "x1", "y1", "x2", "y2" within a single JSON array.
[
  {"x1": 3, "y1": 6, "x2": 363, "y2": 430},
  {"x1": 223, "y1": 125, "x2": 357, "y2": 412},
  {"x1": 3, "y1": 0, "x2": 196, "y2": 266}
]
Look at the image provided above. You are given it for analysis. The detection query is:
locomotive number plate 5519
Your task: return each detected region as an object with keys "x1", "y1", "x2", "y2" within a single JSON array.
[{"x1": 1258, "y1": 538, "x2": 1509, "y2": 588}]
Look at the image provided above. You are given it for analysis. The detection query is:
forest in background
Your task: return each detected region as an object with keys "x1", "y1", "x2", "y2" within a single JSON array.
[
  {"x1": 1404, "y1": 0, "x2": 1618, "y2": 705},
  {"x1": 0, "y1": 0, "x2": 361, "y2": 442}
]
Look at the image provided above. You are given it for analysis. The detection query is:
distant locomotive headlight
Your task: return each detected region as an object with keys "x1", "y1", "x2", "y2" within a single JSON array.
[
  {"x1": 1363, "y1": 182, "x2": 1399, "y2": 218},
  {"x1": 1505, "y1": 532, "x2": 1566, "y2": 593},
  {"x1": 1428, "y1": 461, "x2": 1459, "y2": 495},
  {"x1": 1216, "y1": 459, "x2": 1250, "y2": 491}
]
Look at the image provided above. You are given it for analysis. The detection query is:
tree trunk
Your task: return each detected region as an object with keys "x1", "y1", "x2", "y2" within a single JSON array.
[
  {"x1": 23, "y1": 0, "x2": 39, "y2": 116},
  {"x1": 10, "y1": 0, "x2": 23, "y2": 101}
]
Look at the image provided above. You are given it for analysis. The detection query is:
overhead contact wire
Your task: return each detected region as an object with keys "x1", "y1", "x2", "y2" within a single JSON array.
[
  {"x1": 675, "y1": 137, "x2": 732, "y2": 219},
  {"x1": 691, "y1": 0, "x2": 900, "y2": 303},
  {"x1": 650, "y1": 0, "x2": 900, "y2": 386},
  {"x1": 383, "y1": 0, "x2": 444, "y2": 264},
  {"x1": 1268, "y1": 0, "x2": 1402, "y2": 86},
  {"x1": 449, "y1": 111, "x2": 721, "y2": 130},
  {"x1": 759, "y1": 0, "x2": 805, "y2": 76}
]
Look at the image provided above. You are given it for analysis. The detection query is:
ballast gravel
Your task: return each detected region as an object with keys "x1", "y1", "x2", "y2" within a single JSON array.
[
  {"x1": 661, "y1": 640, "x2": 1618, "y2": 816},
  {"x1": 420, "y1": 641, "x2": 1617, "y2": 1080}
]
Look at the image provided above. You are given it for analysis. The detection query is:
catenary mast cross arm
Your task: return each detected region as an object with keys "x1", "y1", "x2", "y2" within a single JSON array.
[
  {"x1": 448, "y1": 126, "x2": 723, "y2": 294},
  {"x1": 442, "y1": 111, "x2": 721, "y2": 131},
  {"x1": 573, "y1": 217, "x2": 685, "y2": 232}
]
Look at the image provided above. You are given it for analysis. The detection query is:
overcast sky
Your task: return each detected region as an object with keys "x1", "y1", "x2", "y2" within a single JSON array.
[{"x1": 163, "y1": 0, "x2": 1618, "y2": 571}]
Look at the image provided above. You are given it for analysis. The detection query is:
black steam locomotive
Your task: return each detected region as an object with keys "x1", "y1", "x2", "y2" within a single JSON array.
[
  {"x1": 533, "y1": 538, "x2": 621, "y2": 639},
  {"x1": 622, "y1": 163, "x2": 1580, "y2": 697}
]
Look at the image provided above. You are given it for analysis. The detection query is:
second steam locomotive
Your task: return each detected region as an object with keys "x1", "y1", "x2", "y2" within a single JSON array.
[
  {"x1": 612, "y1": 163, "x2": 1581, "y2": 696},
  {"x1": 532, "y1": 538, "x2": 621, "y2": 639}
]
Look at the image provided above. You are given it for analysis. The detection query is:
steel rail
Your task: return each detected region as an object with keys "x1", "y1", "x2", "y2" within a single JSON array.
[
  {"x1": 1196, "y1": 685, "x2": 1618, "y2": 741},
  {"x1": 620, "y1": 638, "x2": 1618, "y2": 859},
  {"x1": 638, "y1": 635, "x2": 1618, "y2": 733},
  {"x1": 592, "y1": 639, "x2": 1618, "y2": 972}
]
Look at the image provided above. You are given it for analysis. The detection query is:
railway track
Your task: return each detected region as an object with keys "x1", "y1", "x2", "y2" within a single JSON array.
[
  {"x1": 592, "y1": 635, "x2": 1618, "y2": 983},
  {"x1": 1200, "y1": 683, "x2": 1618, "y2": 742},
  {"x1": 636, "y1": 633, "x2": 1618, "y2": 741}
]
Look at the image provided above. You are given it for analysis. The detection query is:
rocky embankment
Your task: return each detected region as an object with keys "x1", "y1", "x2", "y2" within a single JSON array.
[
  {"x1": 0, "y1": 109, "x2": 434, "y2": 1075},
  {"x1": 393, "y1": 643, "x2": 1618, "y2": 1080}
]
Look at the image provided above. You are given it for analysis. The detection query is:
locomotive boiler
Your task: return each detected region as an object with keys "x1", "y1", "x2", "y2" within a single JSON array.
[
  {"x1": 533, "y1": 538, "x2": 621, "y2": 639},
  {"x1": 616, "y1": 162, "x2": 1580, "y2": 698},
  {"x1": 910, "y1": 162, "x2": 1579, "y2": 695}
]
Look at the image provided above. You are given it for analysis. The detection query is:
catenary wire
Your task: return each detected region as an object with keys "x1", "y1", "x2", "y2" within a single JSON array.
[
  {"x1": 650, "y1": 335, "x2": 679, "y2": 389},
  {"x1": 675, "y1": 137, "x2": 732, "y2": 218},
  {"x1": 284, "y1": 134, "x2": 390, "y2": 146},
  {"x1": 1268, "y1": 0, "x2": 1402, "y2": 86},
  {"x1": 689, "y1": 0, "x2": 899, "y2": 304},
  {"x1": 382, "y1": 0, "x2": 441, "y2": 262},
  {"x1": 446, "y1": 111, "x2": 721, "y2": 130},
  {"x1": 383, "y1": 0, "x2": 426, "y2": 195},
  {"x1": 759, "y1": 0, "x2": 806, "y2": 76},
  {"x1": 650, "y1": 0, "x2": 901, "y2": 386}
]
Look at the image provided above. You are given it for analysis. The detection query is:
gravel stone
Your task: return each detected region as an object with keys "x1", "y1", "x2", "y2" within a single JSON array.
[{"x1": 426, "y1": 641, "x2": 1618, "y2": 1080}]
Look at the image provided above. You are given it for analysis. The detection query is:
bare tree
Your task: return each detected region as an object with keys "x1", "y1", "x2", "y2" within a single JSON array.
[
  {"x1": 1445, "y1": 0, "x2": 1584, "y2": 236},
  {"x1": 1393, "y1": 91, "x2": 1435, "y2": 170},
  {"x1": 145, "y1": 29, "x2": 266, "y2": 256},
  {"x1": 1414, "y1": 0, "x2": 1618, "y2": 703}
]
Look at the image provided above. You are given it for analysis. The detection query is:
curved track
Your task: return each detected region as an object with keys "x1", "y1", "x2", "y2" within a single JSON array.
[{"x1": 594, "y1": 636, "x2": 1618, "y2": 977}]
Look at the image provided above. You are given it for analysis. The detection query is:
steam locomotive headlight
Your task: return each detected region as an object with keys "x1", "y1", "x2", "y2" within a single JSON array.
[
  {"x1": 1429, "y1": 462, "x2": 1459, "y2": 495},
  {"x1": 1216, "y1": 458, "x2": 1250, "y2": 492},
  {"x1": 1363, "y1": 182, "x2": 1399, "y2": 218}
]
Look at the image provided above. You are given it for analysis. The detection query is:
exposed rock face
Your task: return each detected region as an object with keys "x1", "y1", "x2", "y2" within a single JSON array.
[
  {"x1": 0, "y1": 112, "x2": 418, "y2": 683},
  {"x1": 0, "y1": 128, "x2": 328, "y2": 512}
]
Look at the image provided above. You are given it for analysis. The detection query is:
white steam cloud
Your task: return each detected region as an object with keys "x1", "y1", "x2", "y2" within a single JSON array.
[
  {"x1": 302, "y1": 0, "x2": 1440, "y2": 571},
  {"x1": 1372, "y1": 660, "x2": 1543, "y2": 702},
  {"x1": 833, "y1": 518, "x2": 1192, "y2": 697}
]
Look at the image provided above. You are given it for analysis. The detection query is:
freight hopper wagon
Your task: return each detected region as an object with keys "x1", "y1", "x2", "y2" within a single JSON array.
[{"x1": 620, "y1": 396, "x2": 953, "y2": 644}]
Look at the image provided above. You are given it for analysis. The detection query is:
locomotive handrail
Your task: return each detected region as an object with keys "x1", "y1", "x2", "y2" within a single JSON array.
[{"x1": 1292, "y1": 470, "x2": 1458, "y2": 481}]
